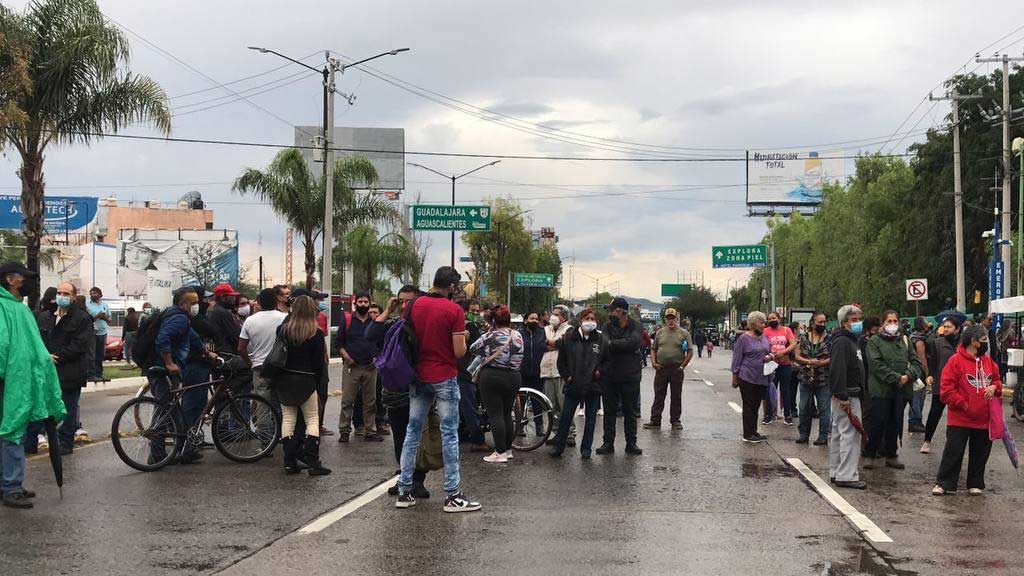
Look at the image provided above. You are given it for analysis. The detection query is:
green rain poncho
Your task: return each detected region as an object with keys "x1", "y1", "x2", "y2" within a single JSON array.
[{"x1": 0, "y1": 286, "x2": 65, "y2": 443}]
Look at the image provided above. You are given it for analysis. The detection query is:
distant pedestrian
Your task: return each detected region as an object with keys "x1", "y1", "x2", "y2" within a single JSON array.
[
  {"x1": 644, "y1": 307, "x2": 692, "y2": 431},
  {"x1": 694, "y1": 329, "x2": 706, "y2": 358},
  {"x1": 731, "y1": 311, "x2": 771, "y2": 443},
  {"x1": 932, "y1": 324, "x2": 1001, "y2": 495},
  {"x1": 829, "y1": 305, "x2": 867, "y2": 490},
  {"x1": 794, "y1": 311, "x2": 831, "y2": 445},
  {"x1": 597, "y1": 297, "x2": 644, "y2": 456},
  {"x1": 550, "y1": 308, "x2": 606, "y2": 459},
  {"x1": 85, "y1": 286, "x2": 110, "y2": 382},
  {"x1": 470, "y1": 305, "x2": 525, "y2": 464},
  {"x1": 907, "y1": 317, "x2": 931, "y2": 433},
  {"x1": 123, "y1": 307, "x2": 140, "y2": 368},
  {"x1": 705, "y1": 340, "x2": 714, "y2": 358},
  {"x1": 920, "y1": 317, "x2": 962, "y2": 454},
  {"x1": 864, "y1": 310, "x2": 922, "y2": 470},
  {"x1": 762, "y1": 311, "x2": 797, "y2": 426}
]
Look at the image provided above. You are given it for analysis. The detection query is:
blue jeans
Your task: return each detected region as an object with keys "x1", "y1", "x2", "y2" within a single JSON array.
[
  {"x1": 798, "y1": 381, "x2": 831, "y2": 441},
  {"x1": 778, "y1": 364, "x2": 797, "y2": 419},
  {"x1": 1, "y1": 437, "x2": 26, "y2": 495},
  {"x1": 58, "y1": 388, "x2": 82, "y2": 450},
  {"x1": 399, "y1": 378, "x2": 461, "y2": 496},
  {"x1": 458, "y1": 378, "x2": 485, "y2": 444},
  {"x1": 554, "y1": 390, "x2": 599, "y2": 454},
  {"x1": 181, "y1": 362, "x2": 211, "y2": 431},
  {"x1": 906, "y1": 387, "x2": 925, "y2": 427}
]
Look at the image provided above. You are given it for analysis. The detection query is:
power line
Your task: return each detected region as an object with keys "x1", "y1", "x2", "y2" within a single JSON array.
[{"x1": 167, "y1": 51, "x2": 320, "y2": 100}]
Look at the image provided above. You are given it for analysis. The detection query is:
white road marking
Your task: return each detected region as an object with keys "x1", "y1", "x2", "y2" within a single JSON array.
[
  {"x1": 786, "y1": 458, "x2": 892, "y2": 544},
  {"x1": 703, "y1": 379, "x2": 714, "y2": 387},
  {"x1": 727, "y1": 401, "x2": 742, "y2": 413},
  {"x1": 298, "y1": 475, "x2": 399, "y2": 534},
  {"x1": 693, "y1": 369, "x2": 701, "y2": 374}
]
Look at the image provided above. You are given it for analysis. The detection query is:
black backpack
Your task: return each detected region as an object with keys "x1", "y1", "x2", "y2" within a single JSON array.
[{"x1": 133, "y1": 308, "x2": 179, "y2": 370}]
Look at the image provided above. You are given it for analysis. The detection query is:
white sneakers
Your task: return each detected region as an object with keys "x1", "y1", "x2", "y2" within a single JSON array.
[{"x1": 483, "y1": 451, "x2": 508, "y2": 463}]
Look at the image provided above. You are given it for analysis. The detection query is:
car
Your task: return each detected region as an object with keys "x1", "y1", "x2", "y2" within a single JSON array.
[{"x1": 104, "y1": 335, "x2": 124, "y2": 361}]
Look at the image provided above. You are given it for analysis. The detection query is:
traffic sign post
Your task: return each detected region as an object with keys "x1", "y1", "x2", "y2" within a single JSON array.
[
  {"x1": 712, "y1": 245, "x2": 768, "y2": 268},
  {"x1": 660, "y1": 283, "x2": 693, "y2": 298},
  {"x1": 906, "y1": 278, "x2": 928, "y2": 317},
  {"x1": 411, "y1": 204, "x2": 492, "y2": 231}
]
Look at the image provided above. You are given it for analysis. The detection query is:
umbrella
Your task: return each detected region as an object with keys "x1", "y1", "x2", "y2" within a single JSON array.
[
  {"x1": 42, "y1": 417, "x2": 63, "y2": 499},
  {"x1": 1002, "y1": 422, "x2": 1019, "y2": 476},
  {"x1": 934, "y1": 309, "x2": 967, "y2": 326},
  {"x1": 843, "y1": 404, "x2": 868, "y2": 439}
]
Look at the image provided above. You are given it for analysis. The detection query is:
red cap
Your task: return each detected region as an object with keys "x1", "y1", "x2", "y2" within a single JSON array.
[{"x1": 213, "y1": 283, "x2": 240, "y2": 297}]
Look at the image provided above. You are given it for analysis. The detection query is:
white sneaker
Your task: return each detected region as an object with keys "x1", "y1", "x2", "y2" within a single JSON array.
[
  {"x1": 597, "y1": 409, "x2": 604, "y2": 416},
  {"x1": 969, "y1": 488, "x2": 984, "y2": 495},
  {"x1": 502, "y1": 450, "x2": 514, "y2": 460},
  {"x1": 483, "y1": 452, "x2": 508, "y2": 463},
  {"x1": 37, "y1": 434, "x2": 48, "y2": 450},
  {"x1": 576, "y1": 408, "x2": 585, "y2": 417},
  {"x1": 75, "y1": 428, "x2": 90, "y2": 443}
]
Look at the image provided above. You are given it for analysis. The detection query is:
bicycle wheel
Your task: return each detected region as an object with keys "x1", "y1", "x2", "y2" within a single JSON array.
[
  {"x1": 212, "y1": 393, "x2": 280, "y2": 462},
  {"x1": 511, "y1": 387, "x2": 554, "y2": 451},
  {"x1": 111, "y1": 397, "x2": 183, "y2": 472}
]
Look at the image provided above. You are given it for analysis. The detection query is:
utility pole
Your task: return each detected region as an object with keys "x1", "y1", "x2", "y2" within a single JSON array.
[
  {"x1": 322, "y1": 51, "x2": 337, "y2": 352},
  {"x1": 930, "y1": 90, "x2": 983, "y2": 312},
  {"x1": 769, "y1": 242, "x2": 777, "y2": 312},
  {"x1": 258, "y1": 256, "x2": 264, "y2": 289},
  {"x1": 798, "y1": 265, "x2": 804, "y2": 308},
  {"x1": 976, "y1": 53, "x2": 1024, "y2": 296}
]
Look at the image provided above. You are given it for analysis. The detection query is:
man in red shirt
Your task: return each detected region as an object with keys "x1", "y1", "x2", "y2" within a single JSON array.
[
  {"x1": 762, "y1": 311, "x2": 797, "y2": 425},
  {"x1": 395, "y1": 267, "x2": 481, "y2": 513}
]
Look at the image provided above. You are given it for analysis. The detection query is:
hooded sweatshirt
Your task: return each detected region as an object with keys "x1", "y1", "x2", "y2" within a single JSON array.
[{"x1": 940, "y1": 346, "x2": 1003, "y2": 430}]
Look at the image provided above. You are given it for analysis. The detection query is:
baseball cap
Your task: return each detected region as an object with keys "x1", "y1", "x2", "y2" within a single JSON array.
[
  {"x1": 664, "y1": 308, "x2": 678, "y2": 318},
  {"x1": 603, "y1": 297, "x2": 629, "y2": 311},
  {"x1": 0, "y1": 261, "x2": 38, "y2": 278},
  {"x1": 212, "y1": 283, "x2": 240, "y2": 298}
]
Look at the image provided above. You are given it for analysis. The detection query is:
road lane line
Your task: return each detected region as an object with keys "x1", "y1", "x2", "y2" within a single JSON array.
[
  {"x1": 298, "y1": 475, "x2": 399, "y2": 534},
  {"x1": 693, "y1": 369, "x2": 701, "y2": 374},
  {"x1": 703, "y1": 379, "x2": 714, "y2": 387},
  {"x1": 786, "y1": 458, "x2": 892, "y2": 544},
  {"x1": 27, "y1": 439, "x2": 111, "y2": 462},
  {"x1": 727, "y1": 401, "x2": 742, "y2": 413}
]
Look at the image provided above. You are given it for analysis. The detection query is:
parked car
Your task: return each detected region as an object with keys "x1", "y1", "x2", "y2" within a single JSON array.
[{"x1": 105, "y1": 335, "x2": 124, "y2": 361}]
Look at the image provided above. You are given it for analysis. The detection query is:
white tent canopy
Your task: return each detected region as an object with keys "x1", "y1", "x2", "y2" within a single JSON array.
[{"x1": 989, "y1": 296, "x2": 1024, "y2": 315}]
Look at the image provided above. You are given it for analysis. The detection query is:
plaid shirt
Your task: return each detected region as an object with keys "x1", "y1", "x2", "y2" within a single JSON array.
[{"x1": 798, "y1": 332, "x2": 830, "y2": 387}]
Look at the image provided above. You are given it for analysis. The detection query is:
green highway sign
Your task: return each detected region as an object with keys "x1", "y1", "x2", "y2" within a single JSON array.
[
  {"x1": 411, "y1": 204, "x2": 491, "y2": 231},
  {"x1": 513, "y1": 273, "x2": 555, "y2": 288},
  {"x1": 661, "y1": 283, "x2": 694, "y2": 298},
  {"x1": 712, "y1": 244, "x2": 768, "y2": 268}
]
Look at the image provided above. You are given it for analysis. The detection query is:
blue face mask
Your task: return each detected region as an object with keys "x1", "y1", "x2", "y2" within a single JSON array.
[
  {"x1": 850, "y1": 321, "x2": 864, "y2": 335},
  {"x1": 55, "y1": 295, "x2": 72, "y2": 308},
  {"x1": 318, "y1": 301, "x2": 328, "y2": 312}
]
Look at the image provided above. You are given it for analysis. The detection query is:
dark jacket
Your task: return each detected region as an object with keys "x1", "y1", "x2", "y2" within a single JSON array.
[
  {"x1": 828, "y1": 330, "x2": 864, "y2": 400},
  {"x1": 36, "y1": 304, "x2": 94, "y2": 389},
  {"x1": 457, "y1": 320, "x2": 482, "y2": 383},
  {"x1": 206, "y1": 304, "x2": 241, "y2": 353},
  {"x1": 557, "y1": 327, "x2": 607, "y2": 396},
  {"x1": 927, "y1": 334, "x2": 958, "y2": 388},
  {"x1": 866, "y1": 333, "x2": 923, "y2": 399},
  {"x1": 519, "y1": 324, "x2": 547, "y2": 381},
  {"x1": 602, "y1": 317, "x2": 643, "y2": 382}
]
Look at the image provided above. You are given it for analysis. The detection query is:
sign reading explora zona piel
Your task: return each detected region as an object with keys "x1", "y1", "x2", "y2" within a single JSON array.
[
  {"x1": 513, "y1": 273, "x2": 555, "y2": 288},
  {"x1": 411, "y1": 204, "x2": 491, "y2": 231},
  {"x1": 712, "y1": 245, "x2": 768, "y2": 268}
]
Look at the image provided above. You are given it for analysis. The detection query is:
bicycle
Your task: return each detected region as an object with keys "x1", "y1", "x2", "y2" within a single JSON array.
[
  {"x1": 475, "y1": 385, "x2": 554, "y2": 451},
  {"x1": 111, "y1": 358, "x2": 280, "y2": 472}
]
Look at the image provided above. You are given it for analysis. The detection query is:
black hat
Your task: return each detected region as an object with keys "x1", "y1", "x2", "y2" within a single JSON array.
[
  {"x1": 292, "y1": 288, "x2": 328, "y2": 300},
  {"x1": 0, "y1": 261, "x2": 38, "y2": 278},
  {"x1": 603, "y1": 297, "x2": 629, "y2": 311}
]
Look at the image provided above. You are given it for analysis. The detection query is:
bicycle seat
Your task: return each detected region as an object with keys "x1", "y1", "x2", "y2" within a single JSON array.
[{"x1": 147, "y1": 365, "x2": 169, "y2": 379}]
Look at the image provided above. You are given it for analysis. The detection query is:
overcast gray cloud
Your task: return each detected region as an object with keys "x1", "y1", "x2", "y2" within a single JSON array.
[{"x1": 3, "y1": 0, "x2": 1024, "y2": 300}]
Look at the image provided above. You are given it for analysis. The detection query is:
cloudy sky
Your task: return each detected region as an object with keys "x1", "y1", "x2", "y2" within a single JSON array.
[{"x1": 4, "y1": 0, "x2": 1024, "y2": 301}]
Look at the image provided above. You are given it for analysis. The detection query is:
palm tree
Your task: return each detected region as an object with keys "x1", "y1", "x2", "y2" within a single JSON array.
[
  {"x1": 233, "y1": 148, "x2": 397, "y2": 289},
  {"x1": 343, "y1": 225, "x2": 419, "y2": 294},
  {"x1": 1, "y1": 0, "x2": 171, "y2": 304}
]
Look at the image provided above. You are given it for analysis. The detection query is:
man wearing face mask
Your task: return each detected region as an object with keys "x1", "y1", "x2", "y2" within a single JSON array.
[
  {"x1": 921, "y1": 317, "x2": 962, "y2": 454},
  {"x1": 236, "y1": 295, "x2": 252, "y2": 321},
  {"x1": 864, "y1": 310, "x2": 922, "y2": 470},
  {"x1": 207, "y1": 283, "x2": 242, "y2": 354},
  {"x1": 337, "y1": 292, "x2": 383, "y2": 442},
  {"x1": 34, "y1": 283, "x2": 93, "y2": 455},
  {"x1": 828, "y1": 304, "x2": 867, "y2": 489},
  {"x1": 541, "y1": 305, "x2": 574, "y2": 445},
  {"x1": 597, "y1": 297, "x2": 644, "y2": 456}
]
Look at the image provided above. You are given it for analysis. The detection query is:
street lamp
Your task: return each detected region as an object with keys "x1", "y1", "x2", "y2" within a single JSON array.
[
  {"x1": 248, "y1": 46, "x2": 409, "y2": 352},
  {"x1": 407, "y1": 160, "x2": 501, "y2": 267}
]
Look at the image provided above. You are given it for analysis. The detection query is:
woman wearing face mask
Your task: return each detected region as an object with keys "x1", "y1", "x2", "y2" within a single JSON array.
[
  {"x1": 931, "y1": 324, "x2": 1002, "y2": 495},
  {"x1": 762, "y1": 311, "x2": 798, "y2": 426},
  {"x1": 864, "y1": 311, "x2": 922, "y2": 470},
  {"x1": 541, "y1": 305, "x2": 574, "y2": 446},
  {"x1": 519, "y1": 312, "x2": 547, "y2": 394},
  {"x1": 794, "y1": 311, "x2": 831, "y2": 445},
  {"x1": 921, "y1": 318, "x2": 962, "y2": 454},
  {"x1": 550, "y1": 308, "x2": 606, "y2": 459},
  {"x1": 731, "y1": 311, "x2": 773, "y2": 443},
  {"x1": 470, "y1": 305, "x2": 525, "y2": 463}
]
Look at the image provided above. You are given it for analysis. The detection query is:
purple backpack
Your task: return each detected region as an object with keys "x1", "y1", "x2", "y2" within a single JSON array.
[{"x1": 374, "y1": 306, "x2": 419, "y2": 393}]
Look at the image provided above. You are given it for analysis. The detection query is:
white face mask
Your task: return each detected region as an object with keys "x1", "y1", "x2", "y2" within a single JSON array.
[
  {"x1": 549, "y1": 316, "x2": 561, "y2": 328},
  {"x1": 238, "y1": 305, "x2": 251, "y2": 317},
  {"x1": 883, "y1": 323, "x2": 900, "y2": 336},
  {"x1": 581, "y1": 321, "x2": 598, "y2": 333},
  {"x1": 189, "y1": 303, "x2": 200, "y2": 317}
]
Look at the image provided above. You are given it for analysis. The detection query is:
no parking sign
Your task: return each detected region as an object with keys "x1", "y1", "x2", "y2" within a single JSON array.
[{"x1": 905, "y1": 278, "x2": 928, "y2": 301}]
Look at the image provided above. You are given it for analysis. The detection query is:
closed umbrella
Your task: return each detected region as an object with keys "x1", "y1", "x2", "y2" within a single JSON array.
[
  {"x1": 843, "y1": 404, "x2": 868, "y2": 439},
  {"x1": 43, "y1": 417, "x2": 64, "y2": 499}
]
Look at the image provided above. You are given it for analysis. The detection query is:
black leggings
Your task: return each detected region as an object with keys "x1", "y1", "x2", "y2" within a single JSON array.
[
  {"x1": 479, "y1": 367, "x2": 521, "y2": 453},
  {"x1": 924, "y1": 390, "x2": 945, "y2": 442}
]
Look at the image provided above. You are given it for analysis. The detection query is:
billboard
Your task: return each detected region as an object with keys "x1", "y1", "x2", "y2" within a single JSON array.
[
  {"x1": 294, "y1": 126, "x2": 405, "y2": 191},
  {"x1": 0, "y1": 195, "x2": 98, "y2": 233},
  {"x1": 116, "y1": 229, "x2": 239, "y2": 299},
  {"x1": 746, "y1": 151, "x2": 844, "y2": 206}
]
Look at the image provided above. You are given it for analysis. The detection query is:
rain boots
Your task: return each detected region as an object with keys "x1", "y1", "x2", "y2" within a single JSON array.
[
  {"x1": 282, "y1": 436, "x2": 303, "y2": 475},
  {"x1": 303, "y1": 436, "x2": 332, "y2": 476}
]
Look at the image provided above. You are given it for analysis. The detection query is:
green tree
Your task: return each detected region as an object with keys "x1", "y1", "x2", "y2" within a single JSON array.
[
  {"x1": 341, "y1": 225, "x2": 418, "y2": 295},
  {"x1": 233, "y1": 148, "x2": 396, "y2": 290},
  {"x1": 666, "y1": 286, "x2": 727, "y2": 326},
  {"x1": 510, "y1": 244, "x2": 562, "y2": 314},
  {"x1": 1, "y1": 0, "x2": 171, "y2": 305},
  {"x1": 463, "y1": 198, "x2": 533, "y2": 304}
]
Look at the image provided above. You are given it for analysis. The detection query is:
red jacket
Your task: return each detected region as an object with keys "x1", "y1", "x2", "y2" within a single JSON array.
[{"x1": 940, "y1": 347, "x2": 1003, "y2": 430}]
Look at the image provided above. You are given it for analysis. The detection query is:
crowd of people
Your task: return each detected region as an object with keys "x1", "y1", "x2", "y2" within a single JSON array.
[{"x1": 731, "y1": 304, "x2": 1008, "y2": 495}]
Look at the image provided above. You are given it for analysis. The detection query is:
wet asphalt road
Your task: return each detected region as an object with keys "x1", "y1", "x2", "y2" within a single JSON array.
[{"x1": 3, "y1": 355, "x2": 1022, "y2": 575}]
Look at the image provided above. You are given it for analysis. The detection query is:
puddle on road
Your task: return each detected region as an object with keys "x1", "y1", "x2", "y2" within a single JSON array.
[
  {"x1": 740, "y1": 462, "x2": 796, "y2": 479},
  {"x1": 811, "y1": 541, "x2": 920, "y2": 575}
]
